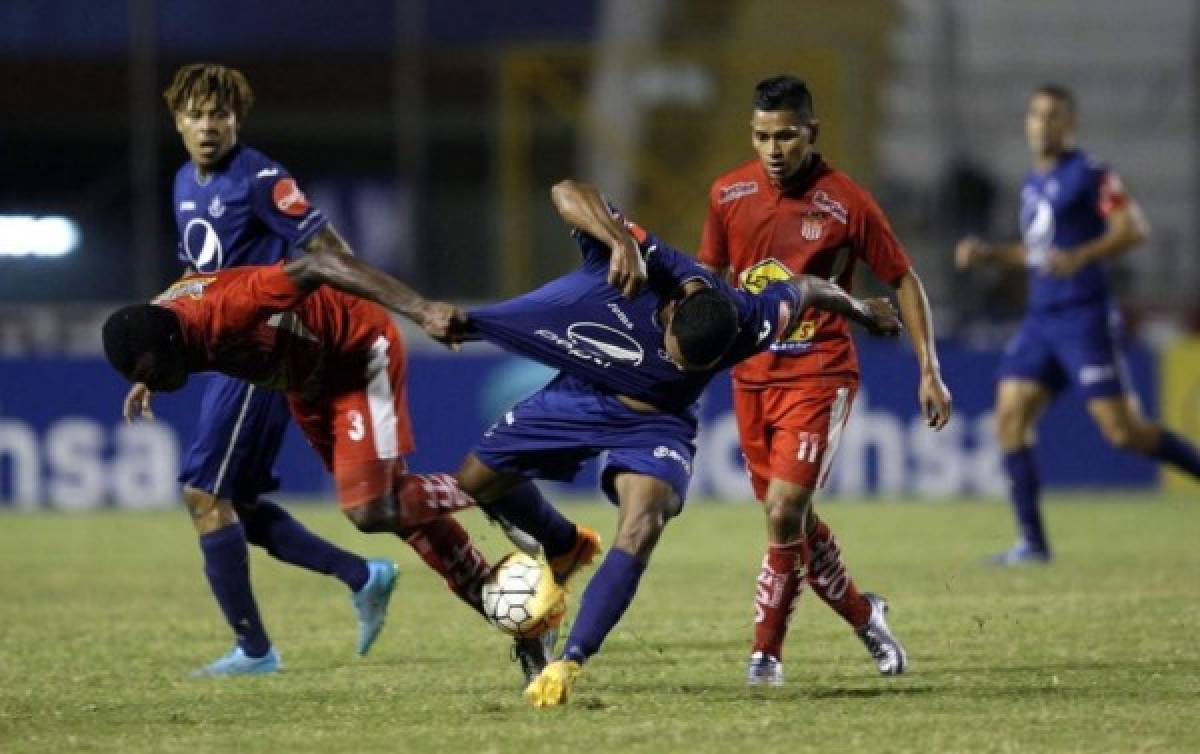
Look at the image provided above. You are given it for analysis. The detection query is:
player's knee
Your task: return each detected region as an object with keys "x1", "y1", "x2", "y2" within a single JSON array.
[
  {"x1": 182, "y1": 487, "x2": 238, "y2": 535},
  {"x1": 614, "y1": 503, "x2": 670, "y2": 561},
  {"x1": 343, "y1": 498, "x2": 393, "y2": 533},
  {"x1": 993, "y1": 405, "x2": 1028, "y2": 449}
]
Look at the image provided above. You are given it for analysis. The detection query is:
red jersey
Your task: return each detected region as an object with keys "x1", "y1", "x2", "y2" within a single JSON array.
[
  {"x1": 155, "y1": 264, "x2": 401, "y2": 403},
  {"x1": 698, "y1": 157, "x2": 911, "y2": 386}
]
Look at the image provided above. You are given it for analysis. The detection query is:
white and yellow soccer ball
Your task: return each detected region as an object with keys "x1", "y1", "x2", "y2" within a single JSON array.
[{"x1": 480, "y1": 552, "x2": 567, "y2": 638}]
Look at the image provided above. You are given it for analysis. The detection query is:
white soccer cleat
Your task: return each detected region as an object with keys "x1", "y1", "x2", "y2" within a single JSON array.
[{"x1": 855, "y1": 593, "x2": 908, "y2": 676}]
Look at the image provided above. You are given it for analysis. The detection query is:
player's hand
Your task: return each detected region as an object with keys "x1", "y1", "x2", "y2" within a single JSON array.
[
  {"x1": 860, "y1": 297, "x2": 903, "y2": 337},
  {"x1": 607, "y1": 234, "x2": 646, "y2": 298},
  {"x1": 421, "y1": 301, "x2": 469, "y2": 351},
  {"x1": 919, "y1": 370, "x2": 952, "y2": 430},
  {"x1": 1043, "y1": 249, "x2": 1081, "y2": 278},
  {"x1": 123, "y1": 382, "x2": 155, "y2": 423},
  {"x1": 954, "y1": 237, "x2": 989, "y2": 271}
]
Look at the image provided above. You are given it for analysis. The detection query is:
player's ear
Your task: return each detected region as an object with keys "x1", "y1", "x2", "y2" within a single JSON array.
[{"x1": 805, "y1": 120, "x2": 820, "y2": 145}]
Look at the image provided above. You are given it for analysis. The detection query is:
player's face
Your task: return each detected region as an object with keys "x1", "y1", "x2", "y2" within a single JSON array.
[
  {"x1": 129, "y1": 348, "x2": 188, "y2": 393},
  {"x1": 751, "y1": 109, "x2": 817, "y2": 188},
  {"x1": 175, "y1": 94, "x2": 239, "y2": 172},
  {"x1": 1025, "y1": 93, "x2": 1074, "y2": 160}
]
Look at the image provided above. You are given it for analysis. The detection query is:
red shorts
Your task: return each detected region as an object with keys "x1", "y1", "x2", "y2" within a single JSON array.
[
  {"x1": 288, "y1": 334, "x2": 416, "y2": 510},
  {"x1": 733, "y1": 379, "x2": 856, "y2": 500}
]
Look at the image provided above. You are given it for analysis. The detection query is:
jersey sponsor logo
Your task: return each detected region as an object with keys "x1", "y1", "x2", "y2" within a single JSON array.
[
  {"x1": 207, "y1": 196, "x2": 226, "y2": 219},
  {"x1": 256, "y1": 167, "x2": 280, "y2": 179},
  {"x1": 178, "y1": 200, "x2": 196, "y2": 212},
  {"x1": 811, "y1": 190, "x2": 847, "y2": 224},
  {"x1": 182, "y1": 217, "x2": 224, "y2": 271},
  {"x1": 272, "y1": 178, "x2": 311, "y2": 218},
  {"x1": 652, "y1": 445, "x2": 692, "y2": 474},
  {"x1": 739, "y1": 258, "x2": 814, "y2": 351},
  {"x1": 718, "y1": 181, "x2": 758, "y2": 205},
  {"x1": 534, "y1": 322, "x2": 645, "y2": 369},
  {"x1": 153, "y1": 276, "x2": 217, "y2": 303}
]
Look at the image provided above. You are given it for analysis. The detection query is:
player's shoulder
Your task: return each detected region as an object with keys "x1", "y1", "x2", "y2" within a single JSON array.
[
  {"x1": 709, "y1": 160, "x2": 763, "y2": 203},
  {"x1": 813, "y1": 164, "x2": 881, "y2": 220},
  {"x1": 230, "y1": 145, "x2": 291, "y2": 184}
]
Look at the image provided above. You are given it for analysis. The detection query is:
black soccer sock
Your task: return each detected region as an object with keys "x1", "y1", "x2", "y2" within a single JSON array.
[
  {"x1": 1003, "y1": 448, "x2": 1048, "y2": 552},
  {"x1": 484, "y1": 481, "x2": 577, "y2": 559},
  {"x1": 240, "y1": 499, "x2": 369, "y2": 593},
  {"x1": 200, "y1": 523, "x2": 271, "y2": 657}
]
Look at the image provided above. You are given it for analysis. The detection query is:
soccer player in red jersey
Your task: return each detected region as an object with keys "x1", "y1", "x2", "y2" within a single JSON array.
[
  {"x1": 102, "y1": 247, "x2": 519, "y2": 669},
  {"x1": 699, "y1": 75, "x2": 953, "y2": 684}
]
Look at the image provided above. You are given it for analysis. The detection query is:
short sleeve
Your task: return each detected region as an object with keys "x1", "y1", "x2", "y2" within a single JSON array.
[
  {"x1": 248, "y1": 165, "x2": 328, "y2": 248},
  {"x1": 721, "y1": 279, "x2": 804, "y2": 364},
  {"x1": 697, "y1": 182, "x2": 729, "y2": 269},
  {"x1": 851, "y1": 190, "x2": 911, "y2": 287},
  {"x1": 1097, "y1": 170, "x2": 1129, "y2": 217}
]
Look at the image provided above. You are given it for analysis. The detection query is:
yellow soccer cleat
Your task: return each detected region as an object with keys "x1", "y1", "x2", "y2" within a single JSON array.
[
  {"x1": 523, "y1": 659, "x2": 582, "y2": 708},
  {"x1": 549, "y1": 526, "x2": 602, "y2": 585}
]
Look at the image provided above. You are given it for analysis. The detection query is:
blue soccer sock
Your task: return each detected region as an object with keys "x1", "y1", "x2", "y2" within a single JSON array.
[
  {"x1": 483, "y1": 482, "x2": 578, "y2": 559},
  {"x1": 561, "y1": 548, "x2": 645, "y2": 664},
  {"x1": 200, "y1": 523, "x2": 271, "y2": 658},
  {"x1": 240, "y1": 499, "x2": 369, "y2": 592},
  {"x1": 1003, "y1": 449, "x2": 1048, "y2": 552},
  {"x1": 1151, "y1": 430, "x2": 1200, "y2": 479}
]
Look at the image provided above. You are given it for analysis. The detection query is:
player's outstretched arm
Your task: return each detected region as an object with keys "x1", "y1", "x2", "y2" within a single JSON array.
[
  {"x1": 284, "y1": 246, "x2": 466, "y2": 346},
  {"x1": 954, "y1": 237, "x2": 1027, "y2": 270},
  {"x1": 786, "y1": 275, "x2": 901, "y2": 337},
  {"x1": 550, "y1": 179, "x2": 645, "y2": 297},
  {"x1": 895, "y1": 270, "x2": 952, "y2": 429}
]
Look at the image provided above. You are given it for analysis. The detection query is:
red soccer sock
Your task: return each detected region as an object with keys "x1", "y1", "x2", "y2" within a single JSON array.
[
  {"x1": 394, "y1": 471, "x2": 476, "y2": 527},
  {"x1": 402, "y1": 517, "x2": 490, "y2": 617},
  {"x1": 751, "y1": 537, "x2": 809, "y2": 660},
  {"x1": 807, "y1": 515, "x2": 871, "y2": 629}
]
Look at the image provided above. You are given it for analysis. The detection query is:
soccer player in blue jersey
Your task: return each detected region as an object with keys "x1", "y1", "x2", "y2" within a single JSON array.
[
  {"x1": 446, "y1": 180, "x2": 902, "y2": 706},
  {"x1": 146, "y1": 63, "x2": 398, "y2": 675},
  {"x1": 956, "y1": 84, "x2": 1200, "y2": 564}
]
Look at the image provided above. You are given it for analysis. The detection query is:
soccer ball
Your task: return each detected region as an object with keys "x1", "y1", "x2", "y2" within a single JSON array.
[{"x1": 480, "y1": 552, "x2": 566, "y2": 638}]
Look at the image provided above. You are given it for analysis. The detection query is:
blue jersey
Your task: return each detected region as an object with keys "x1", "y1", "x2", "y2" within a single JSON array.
[
  {"x1": 1020, "y1": 149, "x2": 1128, "y2": 312},
  {"x1": 469, "y1": 228, "x2": 804, "y2": 415},
  {"x1": 172, "y1": 144, "x2": 327, "y2": 273}
]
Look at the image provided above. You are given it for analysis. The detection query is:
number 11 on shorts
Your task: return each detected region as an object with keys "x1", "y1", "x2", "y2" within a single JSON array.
[{"x1": 796, "y1": 432, "x2": 821, "y2": 464}]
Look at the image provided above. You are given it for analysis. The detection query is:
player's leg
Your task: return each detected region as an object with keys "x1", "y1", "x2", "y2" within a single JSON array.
[
  {"x1": 526, "y1": 471, "x2": 681, "y2": 708},
  {"x1": 458, "y1": 454, "x2": 598, "y2": 580},
  {"x1": 180, "y1": 377, "x2": 280, "y2": 675},
  {"x1": 227, "y1": 389, "x2": 373, "y2": 598},
  {"x1": 1085, "y1": 392, "x2": 1200, "y2": 478},
  {"x1": 993, "y1": 378, "x2": 1054, "y2": 563}
]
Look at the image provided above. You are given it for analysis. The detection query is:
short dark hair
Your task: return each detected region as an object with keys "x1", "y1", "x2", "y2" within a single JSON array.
[
  {"x1": 672, "y1": 288, "x2": 739, "y2": 368},
  {"x1": 163, "y1": 63, "x2": 255, "y2": 120},
  {"x1": 1032, "y1": 83, "x2": 1076, "y2": 115},
  {"x1": 753, "y1": 75, "x2": 814, "y2": 118},
  {"x1": 102, "y1": 304, "x2": 182, "y2": 378}
]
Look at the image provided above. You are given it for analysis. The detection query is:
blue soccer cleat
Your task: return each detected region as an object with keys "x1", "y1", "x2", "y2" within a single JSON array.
[
  {"x1": 191, "y1": 646, "x2": 282, "y2": 678},
  {"x1": 989, "y1": 542, "x2": 1052, "y2": 567},
  {"x1": 353, "y1": 559, "x2": 398, "y2": 656}
]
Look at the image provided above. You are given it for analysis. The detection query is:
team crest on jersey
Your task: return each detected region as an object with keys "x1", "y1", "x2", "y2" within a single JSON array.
[
  {"x1": 207, "y1": 196, "x2": 226, "y2": 218},
  {"x1": 800, "y1": 214, "x2": 825, "y2": 241},
  {"x1": 740, "y1": 258, "x2": 815, "y2": 350},
  {"x1": 273, "y1": 178, "x2": 311, "y2": 218},
  {"x1": 811, "y1": 190, "x2": 847, "y2": 224},
  {"x1": 718, "y1": 181, "x2": 759, "y2": 205},
  {"x1": 153, "y1": 276, "x2": 217, "y2": 303}
]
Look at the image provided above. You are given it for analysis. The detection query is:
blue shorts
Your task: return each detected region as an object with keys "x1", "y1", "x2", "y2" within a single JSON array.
[
  {"x1": 473, "y1": 374, "x2": 697, "y2": 505},
  {"x1": 179, "y1": 375, "x2": 290, "y2": 503},
  {"x1": 998, "y1": 305, "x2": 1130, "y2": 400}
]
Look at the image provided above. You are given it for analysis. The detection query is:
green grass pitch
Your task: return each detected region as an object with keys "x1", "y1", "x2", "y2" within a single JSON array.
[{"x1": 2, "y1": 496, "x2": 1198, "y2": 753}]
